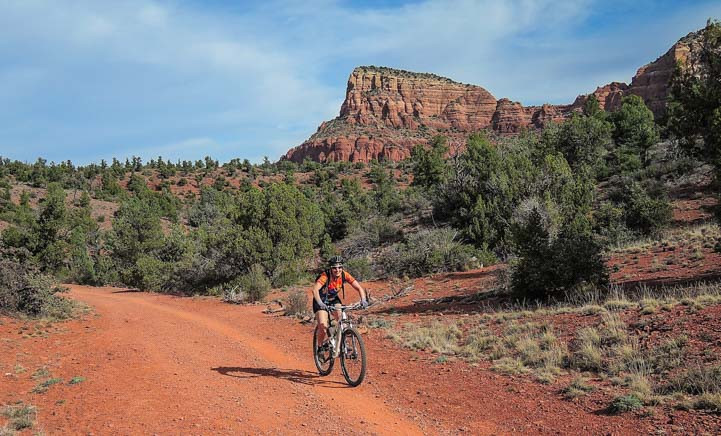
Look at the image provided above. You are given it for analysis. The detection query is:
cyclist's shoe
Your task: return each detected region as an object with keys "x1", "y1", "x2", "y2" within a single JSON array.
[{"x1": 316, "y1": 342, "x2": 331, "y2": 362}]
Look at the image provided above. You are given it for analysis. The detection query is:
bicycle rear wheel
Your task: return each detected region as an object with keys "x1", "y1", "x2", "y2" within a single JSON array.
[
  {"x1": 340, "y1": 328, "x2": 366, "y2": 386},
  {"x1": 313, "y1": 327, "x2": 334, "y2": 376}
]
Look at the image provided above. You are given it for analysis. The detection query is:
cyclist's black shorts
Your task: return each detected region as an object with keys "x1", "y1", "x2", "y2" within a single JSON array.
[{"x1": 313, "y1": 293, "x2": 342, "y2": 313}]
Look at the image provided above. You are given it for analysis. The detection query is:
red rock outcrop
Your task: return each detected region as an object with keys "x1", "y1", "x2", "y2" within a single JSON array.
[
  {"x1": 284, "y1": 29, "x2": 703, "y2": 163},
  {"x1": 339, "y1": 67, "x2": 499, "y2": 131},
  {"x1": 284, "y1": 67, "x2": 581, "y2": 163}
]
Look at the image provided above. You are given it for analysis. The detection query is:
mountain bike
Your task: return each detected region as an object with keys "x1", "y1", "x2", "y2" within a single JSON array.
[{"x1": 312, "y1": 303, "x2": 367, "y2": 387}]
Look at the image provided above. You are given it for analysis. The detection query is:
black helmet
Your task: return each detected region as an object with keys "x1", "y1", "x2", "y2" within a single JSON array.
[{"x1": 328, "y1": 255, "x2": 344, "y2": 267}]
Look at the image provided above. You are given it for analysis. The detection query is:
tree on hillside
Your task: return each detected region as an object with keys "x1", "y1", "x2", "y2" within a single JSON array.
[
  {"x1": 612, "y1": 95, "x2": 660, "y2": 155},
  {"x1": 32, "y1": 183, "x2": 69, "y2": 273},
  {"x1": 367, "y1": 164, "x2": 401, "y2": 216},
  {"x1": 410, "y1": 135, "x2": 449, "y2": 188},
  {"x1": 667, "y1": 19, "x2": 721, "y2": 164},
  {"x1": 542, "y1": 112, "x2": 612, "y2": 172},
  {"x1": 107, "y1": 197, "x2": 165, "y2": 289},
  {"x1": 437, "y1": 133, "x2": 540, "y2": 256},
  {"x1": 231, "y1": 183, "x2": 324, "y2": 285},
  {"x1": 67, "y1": 191, "x2": 101, "y2": 284},
  {"x1": 601, "y1": 95, "x2": 661, "y2": 176},
  {"x1": 583, "y1": 95, "x2": 604, "y2": 118}
]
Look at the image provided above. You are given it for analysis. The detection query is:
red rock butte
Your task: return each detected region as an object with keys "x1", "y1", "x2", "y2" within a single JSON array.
[{"x1": 283, "y1": 29, "x2": 702, "y2": 163}]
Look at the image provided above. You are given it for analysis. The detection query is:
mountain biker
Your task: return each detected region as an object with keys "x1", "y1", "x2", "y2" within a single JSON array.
[{"x1": 313, "y1": 255, "x2": 368, "y2": 353}]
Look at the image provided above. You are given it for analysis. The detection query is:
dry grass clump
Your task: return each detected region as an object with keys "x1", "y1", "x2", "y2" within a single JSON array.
[
  {"x1": 1, "y1": 402, "x2": 36, "y2": 431},
  {"x1": 571, "y1": 327, "x2": 603, "y2": 371},
  {"x1": 562, "y1": 376, "x2": 595, "y2": 400},
  {"x1": 491, "y1": 357, "x2": 530, "y2": 375},
  {"x1": 461, "y1": 325, "x2": 500, "y2": 361},
  {"x1": 611, "y1": 223, "x2": 720, "y2": 254},
  {"x1": 661, "y1": 365, "x2": 721, "y2": 396},
  {"x1": 395, "y1": 321, "x2": 462, "y2": 355},
  {"x1": 474, "y1": 321, "x2": 568, "y2": 383},
  {"x1": 365, "y1": 316, "x2": 392, "y2": 329},
  {"x1": 694, "y1": 393, "x2": 721, "y2": 413},
  {"x1": 31, "y1": 377, "x2": 62, "y2": 394},
  {"x1": 639, "y1": 298, "x2": 661, "y2": 314},
  {"x1": 603, "y1": 298, "x2": 636, "y2": 311}
]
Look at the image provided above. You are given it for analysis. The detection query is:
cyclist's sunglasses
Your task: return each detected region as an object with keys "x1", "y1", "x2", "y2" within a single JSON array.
[{"x1": 331, "y1": 265, "x2": 343, "y2": 270}]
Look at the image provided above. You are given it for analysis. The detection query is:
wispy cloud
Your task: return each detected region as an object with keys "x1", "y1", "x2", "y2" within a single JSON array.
[{"x1": 0, "y1": 0, "x2": 719, "y2": 164}]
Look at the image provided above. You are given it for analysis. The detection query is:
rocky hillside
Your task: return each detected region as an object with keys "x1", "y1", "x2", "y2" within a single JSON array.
[{"x1": 283, "y1": 29, "x2": 702, "y2": 163}]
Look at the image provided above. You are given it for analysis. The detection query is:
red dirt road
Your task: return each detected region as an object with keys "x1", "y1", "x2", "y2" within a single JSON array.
[{"x1": 1, "y1": 285, "x2": 646, "y2": 434}]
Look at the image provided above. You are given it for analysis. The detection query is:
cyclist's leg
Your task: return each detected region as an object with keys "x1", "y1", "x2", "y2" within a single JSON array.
[
  {"x1": 315, "y1": 309, "x2": 329, "y2": 347},
  {"x1": 331, "y1": 303, "x2": 342, "y2": 323}
]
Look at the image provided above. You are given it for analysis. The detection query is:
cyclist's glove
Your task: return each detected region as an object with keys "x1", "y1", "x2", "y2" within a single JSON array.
[
  {"x1": 317, "y1": 301, "x2": 328, "y2": 311},
  {"x1": 360, "y1": 298, "x2": 369, "y2": 309}
]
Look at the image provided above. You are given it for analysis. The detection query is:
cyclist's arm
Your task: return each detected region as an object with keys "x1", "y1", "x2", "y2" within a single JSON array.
[
  {"x1": 312, "y1": 281, "x2": 324, "y2": 307},
  {"x1": 349, "y1": 279, "x2": 367, "y2": 302}
]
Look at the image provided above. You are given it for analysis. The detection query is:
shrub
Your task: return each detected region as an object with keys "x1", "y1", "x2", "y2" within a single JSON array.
[
  {"x1": 511, "y1": 208, "x2": 608, "y2": 302},
  {"x1": 542, "y1": 112, "x2": 612, "y2": 171},
  {"x1": 235, "y1": 183, "x2": 324, "y2": 280},
  {"x1": 107, "y1": 197, "x2": 165, "y2": 289},
  {"x1": 380, "y1": 228, "x2": 477, "y2": 278},
  {"x1": 270, "y1": 260, "x2": 309, "y2": 288},
  {"x1": 341, "y1": 217, "x2": 401, "y2": 260},
  {"x1": 628, "y1": 194, "x2": 672, "y2": 236},
  {"x1": 609, "y1": 394, "x2": 643, "y2": 414},
  {"x1": 187, "y1": 187, "x2": 227, "y2": 227},
  {"x1": 238, "y1": 264, "x2": 271, "y2": 302},
  {"x1": 593, "y1": 202, "x2": 636, "y2": 247},
  {"x1": 0, "y1": 250, "x2": 73, "y2": 319},
  {"x1": 284, "y1": 290, "x2": 308, "y2": 317},
  {"x1": 134, "y1": 254, "x2": 170, "y2": 292},
  {"x1": 345, "y1": 256, "x2": 374, "y2": 281},
  {"x1": 436, "y1": 133, "x2": 539, "y2": 255}
]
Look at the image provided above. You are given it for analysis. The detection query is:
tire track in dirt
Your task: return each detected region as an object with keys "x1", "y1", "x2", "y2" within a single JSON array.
[{"x1": 68, "y1": 286, "x2": 428, "y2": 435}]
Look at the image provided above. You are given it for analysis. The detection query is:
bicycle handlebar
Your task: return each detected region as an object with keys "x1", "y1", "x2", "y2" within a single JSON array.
[{"x1": 324, "y1": 302, "x2": 372, "y2": 311}]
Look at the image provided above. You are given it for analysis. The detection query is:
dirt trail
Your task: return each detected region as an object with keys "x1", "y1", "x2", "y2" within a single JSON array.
[
  {"x1": 1, "y1": 285, "x2": 648, "y2": 434},
  {"x1": 62, "y1": 286, "x2": 437, "y2": 434}
]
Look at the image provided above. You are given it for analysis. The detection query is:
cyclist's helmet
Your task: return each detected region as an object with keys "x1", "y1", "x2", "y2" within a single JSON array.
[{"x1": 329, "y1": 255, "x2": 344, "y2": 267}]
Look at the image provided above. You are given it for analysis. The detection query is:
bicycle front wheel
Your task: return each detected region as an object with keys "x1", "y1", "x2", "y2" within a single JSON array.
[
  {"x1": 340, "y1": 327, "x2": 366, "y2": 387},
  {"x1": 313, "y1": 327, "x2": 334, "y2": 376}
]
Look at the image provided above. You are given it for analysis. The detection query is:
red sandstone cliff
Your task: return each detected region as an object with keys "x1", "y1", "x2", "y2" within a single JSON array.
[{"x1": 284, "y1": 29, "x2": 702, "y2": 163}]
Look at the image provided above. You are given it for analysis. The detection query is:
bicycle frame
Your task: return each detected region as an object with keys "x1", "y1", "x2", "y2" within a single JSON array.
[{"x1": 325, "y1": 304, "x2": 357, "y2": 358}]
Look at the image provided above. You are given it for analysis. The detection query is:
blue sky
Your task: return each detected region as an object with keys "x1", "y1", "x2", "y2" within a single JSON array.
[{"x1": 1, "y1": 0, "x2": 719, "y2": 165}]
